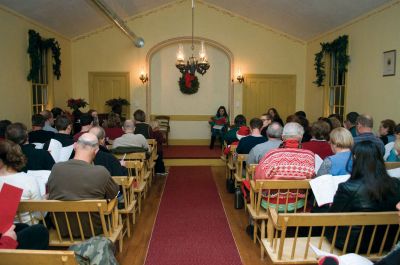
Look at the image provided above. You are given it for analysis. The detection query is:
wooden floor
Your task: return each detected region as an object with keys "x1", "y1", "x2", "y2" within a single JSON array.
[{"x1": 117, "y1": 166, "x2": 270, "y2": 265}]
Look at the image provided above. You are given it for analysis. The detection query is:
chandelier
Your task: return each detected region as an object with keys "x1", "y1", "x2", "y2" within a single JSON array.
[{"x1": 176, "y1": 0, "x2": 210, "y2": 76}]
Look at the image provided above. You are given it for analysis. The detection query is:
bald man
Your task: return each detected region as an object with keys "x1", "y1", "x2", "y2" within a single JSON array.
[
  {"x1": 112, "y1": 119, "x2": 149, "y2": 150},
  {"x1": 48, "y1": 133, "x2": 119, "y2": 237}
]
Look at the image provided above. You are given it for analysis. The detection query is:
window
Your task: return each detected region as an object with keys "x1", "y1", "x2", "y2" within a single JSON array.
[
  {"x1": 31, "y1": 49, "x2": 49, "y2": 114},
  {"x1": 324, "y1": 52, "x2": 346, "y2": 121}
]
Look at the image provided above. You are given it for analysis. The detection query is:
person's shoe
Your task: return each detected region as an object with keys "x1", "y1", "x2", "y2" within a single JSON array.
[{"x1": 245, "y1": 225, "x2": 254, "y2": 239}]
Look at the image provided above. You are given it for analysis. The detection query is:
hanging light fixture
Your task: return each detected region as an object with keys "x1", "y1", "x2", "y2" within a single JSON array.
[{"x1": 176, "y1": 0, "x2": 210, "y2": 75}]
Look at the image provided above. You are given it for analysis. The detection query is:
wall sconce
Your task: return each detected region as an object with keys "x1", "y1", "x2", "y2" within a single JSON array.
[
  {"x1": 139, "y1": 71, "x2": 148, "y2": 84},
  {"x1": 237, "y1": 69, "x2": 244, "y2": 83}
]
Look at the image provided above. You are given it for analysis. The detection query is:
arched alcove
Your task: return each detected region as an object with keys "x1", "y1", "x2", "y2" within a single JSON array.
[{"x1": 145, "y1": 37, "x2": 235, "y2": 142}]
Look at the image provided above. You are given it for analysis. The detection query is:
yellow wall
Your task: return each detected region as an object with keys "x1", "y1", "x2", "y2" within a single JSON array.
[
  {"x1": 305, "y1": 2, "x2": 400, "y2": 127},
  {"x1": 71, "y1": 0, "x2": 307, "y2": 136},
  {"x1": 0, "y1": 6, "x2": 72, "y2": 125}
]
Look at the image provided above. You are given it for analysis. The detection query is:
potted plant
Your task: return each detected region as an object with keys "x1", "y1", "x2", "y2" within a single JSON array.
[
  {"x1": 105, "y1": 97, "x2": 130, "y2": 116},
  {"x1": 67, "y1": 98, "x2": 88, "y2": 133}
]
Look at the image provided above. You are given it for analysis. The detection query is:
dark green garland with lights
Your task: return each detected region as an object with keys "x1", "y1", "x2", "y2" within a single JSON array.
[
  {"x1": 314, "y1": 35, "x2": 350, "y2": 87},
  {"x1": 27, "y1": 29, "x2": 61, "y2": 82}
]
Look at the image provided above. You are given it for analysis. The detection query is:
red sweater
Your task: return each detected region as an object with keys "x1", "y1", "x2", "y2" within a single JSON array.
[
  {"x1": 302, "y1": 140, "x2": 333, "y2": 160},
  {"x1": 0, "y1": 236, "x2": 18, "y2": 249}
]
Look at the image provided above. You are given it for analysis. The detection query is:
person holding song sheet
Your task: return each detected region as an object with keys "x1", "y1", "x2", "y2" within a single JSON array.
[{"x1": 209, "y1": 106, "x2": 229, "y2": 149}]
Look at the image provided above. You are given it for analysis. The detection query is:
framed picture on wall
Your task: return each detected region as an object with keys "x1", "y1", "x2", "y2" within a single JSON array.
[{"x1": 383, "y1": 50, "x2": 396, "y2": 76}]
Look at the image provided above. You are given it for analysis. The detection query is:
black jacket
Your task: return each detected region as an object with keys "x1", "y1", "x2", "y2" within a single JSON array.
[
  {"x1": 327, "y1": 178, "x2": 400, "y2": 253},
  {"x1": 93, "y1": 150, "x2": 127, "y2": 176},
  {"x1": 21, "y1": 144, "x2": 55, "y2": 172}
]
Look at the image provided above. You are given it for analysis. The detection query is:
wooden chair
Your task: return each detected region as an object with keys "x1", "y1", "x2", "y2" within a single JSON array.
[
  {"x1": 154, "y1": 115, "x2": 170, "y2": 146},
  {"x1": 234, "y1": 154, "x2": 247, "y2": 187},
  {"x1": 246, "y1": 179, "x2": 313, "y2": 259},
  {"x1": 147, "y1": 139, "x2": 158, "y2": 181},
  {"x1": 0, "y1": 250, "x2": 78, "y2": 265},
  {"x1": 264, "y1": 209, "x2": 400, "y2": 264},
  {"x1": 17, "y1": 199, "x2": 124, "y2": 253},
  {"x1": 112, "y1": 176, "x2": 137, "y2": 237},
  {"x1": 124, "y1": 160, "x2": 146, "y2": 215},
  {"x1": 225, "y1": 145, "x2": 237, "y2": 180}
]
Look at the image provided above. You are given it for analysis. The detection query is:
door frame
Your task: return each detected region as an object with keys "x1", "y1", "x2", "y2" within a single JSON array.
[{"x1": 88, "y1": 72, "x2": 130, "y2": 116}]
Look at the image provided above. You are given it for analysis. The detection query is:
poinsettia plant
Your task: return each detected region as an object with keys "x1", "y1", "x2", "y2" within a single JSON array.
[
  {"x1": 105, "y1": 98, "x2": 130, "y2": 107},
  {"x1": 67, "y1": 98, "x2": 88, "y2": 110}
]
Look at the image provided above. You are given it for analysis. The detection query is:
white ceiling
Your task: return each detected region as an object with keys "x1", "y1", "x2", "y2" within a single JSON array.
[{"x1": 0, "y1": 0, "x2": 393, "y2": 40}]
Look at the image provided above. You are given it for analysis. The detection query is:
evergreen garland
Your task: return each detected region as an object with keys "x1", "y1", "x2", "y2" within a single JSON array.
[
  {"x1": 314, "y1": 35, "x2": 350, "y2": 87},
  {"x1": 27, "y1": 29, "x2": 61, "y2": 82}
]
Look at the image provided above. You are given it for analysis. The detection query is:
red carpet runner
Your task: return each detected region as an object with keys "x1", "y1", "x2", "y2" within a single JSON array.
[
  {"x1": 145, "y1": 166, "x2": 242, "y2": 265},
  {"x1": 163, "y1": 145, "x2": 222, "y2": 159}
]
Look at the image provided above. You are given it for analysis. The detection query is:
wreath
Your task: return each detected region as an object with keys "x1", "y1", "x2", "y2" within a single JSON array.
[
  {"x1": 179, "y1": 73, "x2": 199, "y2": 95},
  {"x1": 27, "y1": 29, "x2": 61, "y2": 82},
  {"x1": 314, "y1": 35, "x2": 350, "y2": 87}
]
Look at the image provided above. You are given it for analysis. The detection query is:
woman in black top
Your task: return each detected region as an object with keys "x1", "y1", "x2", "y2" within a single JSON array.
[
  {"x1": 327, "y1": 140, "x2": 400, "y2": 253},
  {"x1": 133, "y1": 109, "x2": 153, "y2": 139}
]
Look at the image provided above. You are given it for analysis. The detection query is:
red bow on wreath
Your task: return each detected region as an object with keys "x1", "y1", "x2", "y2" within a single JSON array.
[{"x1": 184, "y1": 72, "x2": 195, "y2": 88}]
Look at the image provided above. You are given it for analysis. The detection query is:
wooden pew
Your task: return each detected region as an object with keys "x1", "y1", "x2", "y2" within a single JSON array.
[
  {"x1": 225, "y1": 145, "x2": 237, "y2": 180},
  {"x1": 246, "y1": 179, "x2": 313, "y2": 259},
  {"x1": 234, "y1": 154, "x2": 247, "y2": 187},
  {"x1": 112, "y1": 175, "x2": 138, "y2": 237},
  {"x1": 114, "y1": 152, "x2": 152, "y2": 194},
  {"x1": 0, "y1": 249, "x2": 78, "y2": 265},
  {"x1": 264, "y1": 209, "x2": 400, "y2": 264},
  {"x1": 16, "y1": 199, "x2": 124, "y2": 253},
  {"x1": 124, "y1": 161, "x2": 146, "y2": 215}
]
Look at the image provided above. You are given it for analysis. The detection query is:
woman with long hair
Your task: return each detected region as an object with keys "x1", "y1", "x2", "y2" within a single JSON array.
[
  {"x1": 267, "y1": 107, "x2": 284, "y2": 127},
  {"x1": 327, "y1": 140, "x2": 400, "y2": 253},
  {"x1": 208, "y1": 106, "x2": 230, "y2": 149}
]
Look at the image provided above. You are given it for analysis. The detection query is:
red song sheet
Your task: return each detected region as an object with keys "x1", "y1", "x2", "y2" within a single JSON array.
[{"x1": 0, "y1": 183, "x2": 23, "y2": 234}]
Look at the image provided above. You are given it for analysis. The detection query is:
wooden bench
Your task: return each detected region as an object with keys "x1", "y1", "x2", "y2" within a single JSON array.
[
  {"x1": 16, "y1": 199, "x2": 124, "y2": 253},
  {"x1": 234, "y1": 154, "x2": 247, "y2": 187},
  {"x1": 246, "y1": 179, "x2": 313, "y2": 259},
  {"x1": 112, "y1": 176, "x2": 138, "y2": 237},
  {"x1": 124, "y1": 160, "x2": 146, "y2": 215},
  {"x1": 264, "y1": 209, "x2": 400, "y2": 264},
  {"x1": 225, "y1": 145, "x2": 237, "y2": 180},
  {"x1": 147, "y1": 139, "x2": 158, "y2": 181},
  {"x1": 0, "y1": 249, "x2": 78, "y2": 265},
  {"x1": 114, "y1": 152, "x2": 152, "y2": 193}
]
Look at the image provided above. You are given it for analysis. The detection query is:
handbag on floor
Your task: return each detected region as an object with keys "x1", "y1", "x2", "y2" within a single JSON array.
[
  {"x1": 234, "y1": 187, "x2": 244, "y2": 209},
  {"x1": 68, "y1": 236, "x2": 119, "y2": 265},
  {"x1": 226, "y1": 177, "x2": 235, "y2": 193}
]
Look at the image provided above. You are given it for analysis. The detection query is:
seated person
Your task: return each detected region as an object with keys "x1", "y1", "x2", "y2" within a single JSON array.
[
  {"x1": 326, "y1": 141, "x2": 400, "y2": 253},
  {"x1": 267, "y1": 107, "x2": 284, "y2": 127},
  {"x1": 89, "y1": 126, "x2": 127, "y2": 176},
  {"x1": 0, "y1": 140, "x2": 43, "y2": 224},
  {"x1": 103, "y1": 112, "x2": 124, "y2": 141},
  {"x1": 387, "y1": 138, "x2": 400, "y2": 162},
  {"x1": 6, "y1": 123, "x2": 55, "y2": 171},
  {"x1": 88, "y1": 109, "x2": 99, "y2": 126},
  {"x1": 73, "y1": 113, "x2": 93, "y2": 142},
  {"x1": 344, "y1": 111, "x2": 359, "y2": 137},
  {"x1": 43, "y1": 115, "x2": 74, "y2": 149},
  {"x1": 133, "y1": 109, "x2": 153, "y2": 139},
  {"x1": 247, "y1": 122, "x2": 283, "y2": 165},
  {"x1": 260, "y1": 113, "x2": 272, "y2": 139},
  {"x1": 112, "y1": 120, "x2": 149, "y2": 151},
  {"x1": 384, "y1": 123, "x2": 400, "y2": 161},
  {"x1": 28, "y1": 114, "x2": 55, "y2": 144},
  {"x1": 379, "y1": 119, "x2": 396, "y2": 145},
  {"x1": 40, "y1": 110, "x2": 57, "y2": 133},
  {"x1": 51, "y1": 107, "x2": 65, "y2": 120},
  {"x1": 251, "y1": 122, "x2": 315, "y2": 211},
  {"x1": 317, "y1": 127, "x2": 353, "y2": 176},
  {"x1": 151, "y1": 121, "x2": 167, "y2": 175},
  {"x1": 302, "y1": 120, "x2": 333, "y2": 160},
  {"x1": 223, "y1": 125, "x2": 250, "y2": 156},
  {"x1": 236, "y1": 118, "x2": 266, "y2": 154},
  {"x1": 48, "y1": 133, "x2": 119, "y2": 237},
  {"x1": 354, "y1": 114, "x2": 385, "y2": 156},
  {"x1": 0, "y1": 224, "x2": 49, "y2": 250},
  {"x1": 0, "y1": 119, "x2": 11, "y2": 141},
  {"x1": 224, "y1": 114, "x2": 246, "y2": 145},
  {"x1": 209, "y1": 106, "x2": 230, "y2": 149}
]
